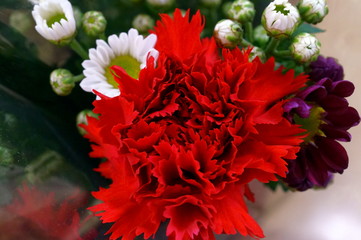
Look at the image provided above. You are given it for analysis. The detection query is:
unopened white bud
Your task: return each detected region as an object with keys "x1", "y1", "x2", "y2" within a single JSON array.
[
  {"x1": 262, "y1": 0, "x2": 301, "y2": 39},
  {"x1": 31, "y1": 0, "x2": 76, "y2": 45},
  {"x1": 82, "y1": 11, "x2": 107, "y2": 37},
  {"x1": 290, "y1": 33, "x2": 321, "y2": 63},
  {"x1": 76, "y1": 109, "x2": 99, "y2": 135},
  {"x1": 228, "y1": 0, "x2": 255, "y2": 23},
  {"x1": 132, "y1": 14, "x2": 155, "y2": 34},
  {"x1": 214, "y1": 19, "x2": 243, "y2": 48},
  {"x1": 249, "y1": 46, "x2": 266, "y2": 62},
  {"x1": 298, "y1": 0, "x2": 328, "y2": 24},
  {"x1": 50, "y1": 69, "x2": 75, "y2": 96}
]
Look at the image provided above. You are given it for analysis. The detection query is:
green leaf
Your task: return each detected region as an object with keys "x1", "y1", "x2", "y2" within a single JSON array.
[{"x1": 294, "y1": 22, "x2": 325, "y2": 36}]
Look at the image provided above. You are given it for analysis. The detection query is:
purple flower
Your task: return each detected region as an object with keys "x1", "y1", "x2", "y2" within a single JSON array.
[
  {"x1": 283, "y1": 56, "x2": 360, "y2": 191},
  {"x1": 309, "y1": 56, "x2": 344, "y2": 82}
]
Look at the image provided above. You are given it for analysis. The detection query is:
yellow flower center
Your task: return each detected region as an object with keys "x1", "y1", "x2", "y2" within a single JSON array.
[
  {"x1": 294, "y1": 106, "x2": 325, "y2": 143},
  {"x1": 105, "y1": 55, "x2": 141, "y2": 88},
  {"x1": 46, "y1": 13, "x2": 67, "y2": 27}
]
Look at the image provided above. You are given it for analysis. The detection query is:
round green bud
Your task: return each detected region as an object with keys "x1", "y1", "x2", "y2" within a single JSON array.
[
  {"x1": 214, "y1": 19, "x2": 243, "y2": 49},
  {"x1": 50, "y1": 69, "x2": 75, "y2": 96},
  {"x1": 132, "y1": 14, "x2": 155, "y2": 34},
  {"x1": 228, "y1": 0, "x2": 256, "y2": 23},
  {"x1": 290, "y1": 33, "x2": 321, "y2": 63},
  {"x1": 298, "y1": 0, "x2": 329, "y2": 24},
  {"x1": 253, "y1": 25, "x2": 270, "y2": 48},
  {"x1": 82, "y1": 11, "x2": 107, "y2": 37}
]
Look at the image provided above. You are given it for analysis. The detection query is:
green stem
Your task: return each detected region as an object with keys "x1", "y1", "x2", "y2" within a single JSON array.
[
  {"x1": 274, "y1": 50, "x2": 292, "y2": 58},
  {"x1": 72, "y1": 74, "x2": 84, "y2": 83},
  {"x1": 240, "y1": 39, "x2": 252, "y2": 48},
  {"x1": 245, "y1": 22, "x2": 254, "y2": 43},
  {"x1": 265, "y1": 38, "x2": 280, "y2": 56},
  {"x1": 70, "y1": 39, "x2": 88, "y2": 59}
]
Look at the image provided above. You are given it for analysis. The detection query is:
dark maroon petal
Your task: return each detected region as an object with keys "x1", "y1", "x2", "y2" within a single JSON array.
[
  {"x1": 331, "y1": 80, "x2": 355, "y2": 97},
  {"x1": 306, "y1": 144, "x2": 332, "y2": 186},
  {"x1": 319, "y1": 94, "x2": 349, "y2": 111},
  {"x1": 315, "y1": 137, "x2": 348, "y2": 173},
  {"x1": 297, "y1": 84, "x2": 327, "y2": 100},
  {"x1": 321, "y1": 124, "x2": 351, "y2": 142},
  {"x1": 325, "y1": 106, "x2": 360, "y2": 129}
]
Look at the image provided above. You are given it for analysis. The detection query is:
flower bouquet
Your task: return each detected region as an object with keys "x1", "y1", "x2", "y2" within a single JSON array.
[{"x1": 0, "y1": 0, "x2": 359, "y2": 239}]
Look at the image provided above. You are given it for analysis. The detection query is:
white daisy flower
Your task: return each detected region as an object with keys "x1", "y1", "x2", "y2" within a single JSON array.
[
  {"x1": 80, "y1": 28, "x2": 159, "y2": 98},
  {"x1": 32, "y1": 0, "x2": 76, "y2": 45},
  {"x1": 262, "y1": 0, "x2": 300, "y2": 39}
]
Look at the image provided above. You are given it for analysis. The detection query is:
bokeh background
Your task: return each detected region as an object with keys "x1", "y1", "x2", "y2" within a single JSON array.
[{"x1": 0, "y1": 0, "x2": 360, "y2": 240}]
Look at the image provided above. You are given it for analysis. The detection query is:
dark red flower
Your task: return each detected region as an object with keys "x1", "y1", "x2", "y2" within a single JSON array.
[
  {"x1": 83, "y1": 9, "x2": 307, "y2": 240},
  {"x1": 283, "y1": 56, "x2": 360, "y2": 190}
]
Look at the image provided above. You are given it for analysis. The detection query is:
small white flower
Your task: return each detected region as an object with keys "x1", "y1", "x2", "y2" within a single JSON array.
[
  {"x1": 298, "y1": 0, "x2": 328, "y2": 24},
  {"x1": 32, "y1": 0, "x2": 76, "y2": 45},
  {"x1": 213, "y1": 19, "x2": 243, "y2": 48},
  {"x1": 262, "y1": 0, "x2": 300, "y2": 39},
  {"x1": 80, "y1": 28, "x2": 159, "y2": 98},
  {"x1": 291, "y1": 33, "x2": 321, "y2": 63}
]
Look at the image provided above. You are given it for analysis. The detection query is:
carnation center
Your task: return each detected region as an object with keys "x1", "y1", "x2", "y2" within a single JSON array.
[
  {"x1": 294, "y1": 105, "x2": 325, "y2": 143},
  {"x1": 106, "y1": 55, "x2": 141, "y2": 88},
  {"x1": 46, "y1": 12, "x2": 67, "y2": 27}
]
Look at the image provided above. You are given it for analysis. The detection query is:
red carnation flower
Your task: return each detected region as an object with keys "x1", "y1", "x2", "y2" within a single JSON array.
[{"x1": 83, "y1": 9, "x2": 307, "y2": 240}]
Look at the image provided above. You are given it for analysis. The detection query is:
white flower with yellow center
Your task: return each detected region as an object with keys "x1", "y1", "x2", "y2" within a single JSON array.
[
  {"x1": 80, "y1": 28, "x2": 158, "y2": 97},
  {"x1": 31, "y1": 0, "x2": 76, "y2": 45}
]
